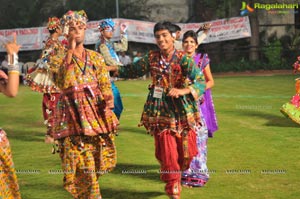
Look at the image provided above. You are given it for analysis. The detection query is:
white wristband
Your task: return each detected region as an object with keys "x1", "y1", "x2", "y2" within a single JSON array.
[
  {"x1": 7, "y1": 53, "x2": 19, "y2": 72},
  {"x1": 8, "y1": 53, "x2": 19, "y2": 66}
]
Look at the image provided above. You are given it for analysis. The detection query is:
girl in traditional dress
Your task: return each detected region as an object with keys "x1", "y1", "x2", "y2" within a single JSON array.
[
  {"x1": 280, "y1": 56, "x2": 300, "y2": 124},
  {"x1": 181, "y1": 30, "x2": 218, "y2": 187}
]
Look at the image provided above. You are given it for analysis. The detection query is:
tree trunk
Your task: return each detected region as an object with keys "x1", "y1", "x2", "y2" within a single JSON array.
[{"x1": 249, "y1": 3, "x2": 260, "y2": 61}]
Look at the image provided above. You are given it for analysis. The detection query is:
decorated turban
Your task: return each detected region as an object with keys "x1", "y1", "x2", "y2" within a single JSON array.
[
  {"x1": 47, "y1": 17, "x2": 61, "y2": 30},
  {"x1": 98, "y1": 18, "x2": 115, "y2": 32},
  {"x1": 61, "y1": 10, "x2": 88, "y2": 34}
]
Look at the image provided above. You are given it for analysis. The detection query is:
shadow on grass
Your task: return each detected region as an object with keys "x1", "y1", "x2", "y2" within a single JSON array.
[
  {"x1": 19, "y1": 182, "x2": 71, "y2": 199},
  {"x1": 4, "y1": 133, "x2": 44, "y2": 144},
  {"x1": 3, "y1": 114, "x2": 45, "y2": 142},
  {"x1": 118, "y1": 126, "x2": 148, "y2": 134},
  {"x1": 13, "y1": 135, "x2": 44, "y2": 142},
  {"x1": 102, "y1": 188, "x2": 164, "y2": 199},
  {"x1": 237, "y1": 111, "x2": 299, "y2": 127},
  {"x1": 19, "y1": 170, "x2": 164, "y2": 199},
  {"x1": 7, "y1": 128, "x2": 45, "y2": 142},
  {"x1": 113, "y1": 162, "x2": 161, "y2": 183}
]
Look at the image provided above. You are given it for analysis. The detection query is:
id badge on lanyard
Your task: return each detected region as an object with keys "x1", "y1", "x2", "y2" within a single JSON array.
[{"x1": 153, "y1": 86, "x2": 163, "y2": 99}]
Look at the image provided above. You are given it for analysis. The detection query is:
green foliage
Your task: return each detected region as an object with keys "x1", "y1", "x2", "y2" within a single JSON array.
[
  {"x1": 211, "y1": 56, "x2": 292, "y2": 73},
  {"x1": 200, "y1": 0, "x2": 241, "y2": 18},
  {"x1": 65, "y1": 0, "x2": 115, "y2": 20},
  {"x1": 211, "y1": 59, "x2": 268, "y2": 73},
  {"x1": 0, "y1": 0, "x2": 153, "y2": 29},
  {"x1": 280, "y1": 32, "x2": 300, "y2": 68},
  {"x1": 263, "y1": 40, "x2": 282, "y2": 69},
  {"x1": 0, "y1": 0, "x2": 66, "y2": 28}
]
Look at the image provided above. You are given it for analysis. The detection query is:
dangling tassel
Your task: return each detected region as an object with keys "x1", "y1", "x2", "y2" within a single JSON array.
[{"x1": 52, "y1": 143, "x2": 60, "y2": 154}]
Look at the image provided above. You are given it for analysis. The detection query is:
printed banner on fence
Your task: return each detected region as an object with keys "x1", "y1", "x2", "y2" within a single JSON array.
[
  {"x1": 179, "y1": 16, "x2": 252, "y2": 43},
  {"x1": 0, "y1": 28, "x2": 44, "y2": 51},
  {"x1": 0, "y1": 16, "x2": 251, "y2": 52}
]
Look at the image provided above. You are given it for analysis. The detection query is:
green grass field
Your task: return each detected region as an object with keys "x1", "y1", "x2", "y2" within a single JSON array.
[{"x1": 0, "y1": 74, "x2": 299, "y2": 199}]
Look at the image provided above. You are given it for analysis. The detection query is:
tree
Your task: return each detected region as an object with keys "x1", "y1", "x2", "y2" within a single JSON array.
[
  {"x1": 190, "y1": 0, "x2": 261, "y2": 63},
  {"x1": 0, "y1": 0, "x2": 66, "y2": 28},
  {"x1": 120, "y1": 0, "x2": 152, "y2": 20},
  {"x1": 64, "y1": 0, "x2": 115, "y2": 20},
  {"x1": 248, "y1": 0, "x2": 260, "y2": 61}
]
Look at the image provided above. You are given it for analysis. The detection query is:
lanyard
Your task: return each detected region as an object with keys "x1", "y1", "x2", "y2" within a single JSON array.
[{"x1": 73, "y1": 49, "x2": 88, "y2": 75}]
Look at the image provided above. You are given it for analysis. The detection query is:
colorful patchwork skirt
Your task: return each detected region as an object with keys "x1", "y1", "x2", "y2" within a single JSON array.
[
  {"x1": 0, "y1": 129, "x2": 21, "y2": 199},
  {"x1": 53, "y1": 82, "x2": 119, "y2": 139},
  {"x1": 280, "y1": 79, "x2": 300, "y2": 124},
  {"x1": 280, "y1": 96, "x2": 300, "y2": 124}
]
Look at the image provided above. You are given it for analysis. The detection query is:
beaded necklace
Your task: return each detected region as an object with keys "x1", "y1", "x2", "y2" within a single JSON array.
[{"x1": 158, "y1": 49, "x2": 176, "y2": 88}]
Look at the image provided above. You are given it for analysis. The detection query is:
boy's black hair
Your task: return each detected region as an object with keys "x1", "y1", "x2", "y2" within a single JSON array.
[
  {"x1": 168, "y1": 24, "x2": 181, "y2": 34},
  {"x1": 172, "y1": 24, "x2": 181, "y2": 32},
  {"x1": 153, "y1": 21, "x2": 174, "y2": 34}
]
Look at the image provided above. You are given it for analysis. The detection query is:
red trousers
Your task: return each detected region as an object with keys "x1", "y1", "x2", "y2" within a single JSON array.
[
  {"x1": 42, "y1": 93, "x2": 60, "y2": 136},
  {"x1": 154, "y1": 129, "x2": 198, "y2": 197}
]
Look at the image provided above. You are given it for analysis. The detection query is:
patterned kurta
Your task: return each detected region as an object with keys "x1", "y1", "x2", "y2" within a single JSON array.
[
  {"x1": 51, "y1": 49, "x2": 119, "y2": 138},
  {"x1": 0, "y1": 129, "x2": 21, "y2": 199},
  {"x1": 118, "y1": 50, "x2": 206, "y2": 135}
]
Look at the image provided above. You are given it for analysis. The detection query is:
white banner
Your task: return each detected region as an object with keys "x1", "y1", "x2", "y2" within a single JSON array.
[
  {"x1": 0, "y1": 16, "x2": 251, "y2": 52},
  {"x1": 0, "y1": 28, "x2": 44, "y2": 51},
  {"x1": 204, "y1": 16, "x2": 252, "y2": 42}
]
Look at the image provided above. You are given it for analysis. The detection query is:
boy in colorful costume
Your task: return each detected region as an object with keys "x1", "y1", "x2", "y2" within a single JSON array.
[
  {"x1": 49, "y1": 10, "x2": 119, "y2": 199},
  {"x1": 95, "y1": 18, "x2": 128, "y2": 119},
  {"x1": 115, "y1": 21, "x2": 206, "y2": 199},
  {"x1": 26, "y1": 17, "x2": 65, "y2": 143}
]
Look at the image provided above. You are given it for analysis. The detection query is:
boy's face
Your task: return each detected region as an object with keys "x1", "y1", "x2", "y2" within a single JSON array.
[
  {"x1": 101, "y1": 27, "x2": 114, "y2": 39},
  {"x1": 68, "y1": 22, "x2": 86, "y2": 45},
  {"x1": 154, "y1": 29, "x2": 174, "y2": 51}
]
